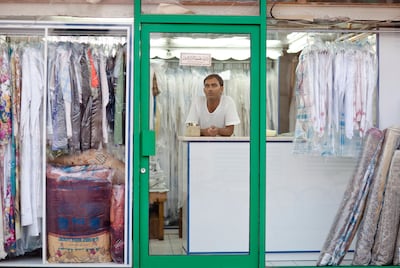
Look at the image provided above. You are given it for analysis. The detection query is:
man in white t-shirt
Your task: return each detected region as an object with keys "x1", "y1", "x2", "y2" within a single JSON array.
[{"x1": 185, "y1": 74, "x2": 240, "y2": 136}]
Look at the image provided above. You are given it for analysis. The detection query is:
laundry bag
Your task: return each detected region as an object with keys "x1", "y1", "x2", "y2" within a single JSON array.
[{"x1": 46, "y1": 164, "x2": 113, "y2": 263}]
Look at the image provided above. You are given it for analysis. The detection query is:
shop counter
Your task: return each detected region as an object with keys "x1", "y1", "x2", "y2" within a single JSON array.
[
  {"x1": 265, "y1": 141, "x2": 357, "y2": 261},
  {"x1": 179, "y1": 136, "x2": 358, "y2": 259},
  {"x1": 178, "y1": 136, "x2": 250, "y2": 254}
]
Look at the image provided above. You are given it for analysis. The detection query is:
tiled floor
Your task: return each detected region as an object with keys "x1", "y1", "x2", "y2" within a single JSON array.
[
  {"x1": 149, "y1": 228, "x2": 185, "y2": 255},
  {"x1": 150, "y1": 229, "x2": 354, "y2": 267},
  {"x1": 265, "y1": 259, "x2": 353, "y2": 267}
]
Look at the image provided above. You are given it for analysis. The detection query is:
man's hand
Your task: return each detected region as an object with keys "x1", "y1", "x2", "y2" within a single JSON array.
[
  {"x1": 207, "y1": 126, "x2": 219, "y2": 136},
  {"x1": 201, "y1": 125, "x2": 234, "y2": 136}
]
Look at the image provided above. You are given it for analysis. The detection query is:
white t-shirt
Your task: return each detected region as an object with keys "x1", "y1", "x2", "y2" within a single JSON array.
[{"x1": 185, "y1": 95, "x2": 240, "y2": 129}]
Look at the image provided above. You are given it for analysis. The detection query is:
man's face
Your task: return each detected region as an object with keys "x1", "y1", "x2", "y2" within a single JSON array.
[{"x1": 203, "y1": 77, "x2": 223, "y2": 101}]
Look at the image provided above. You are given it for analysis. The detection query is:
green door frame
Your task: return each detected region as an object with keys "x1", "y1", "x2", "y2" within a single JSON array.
[{"x1": 133, "y1": 3, "x2": 267, "y2": 268}]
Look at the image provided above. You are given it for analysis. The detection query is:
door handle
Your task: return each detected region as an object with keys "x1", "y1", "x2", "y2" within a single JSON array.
[{"x1": 142, "y1": 130, "x2": 156, "y2": 156}]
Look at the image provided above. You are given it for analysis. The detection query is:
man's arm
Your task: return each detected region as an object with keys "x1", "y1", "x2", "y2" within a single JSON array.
[{"x1": 201, "y1": 125, "x2": 234, "y2": 136}]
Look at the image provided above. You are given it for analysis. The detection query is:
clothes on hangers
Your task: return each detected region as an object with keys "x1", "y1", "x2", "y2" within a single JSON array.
[
  {"x1": 46, "y1": 41, "x2": 127, "y2": 152},
  {"x1": 293, "y1": 41, "x2": 377, "y2": 157},
  {"x1": 0, "y1": 36, "x2": 127, "y2": 260},
  {"x1": 20, "y1": 43, "x2": 44, "y2": 240}
]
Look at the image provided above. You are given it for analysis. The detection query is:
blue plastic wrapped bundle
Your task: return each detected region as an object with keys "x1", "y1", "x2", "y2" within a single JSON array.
[{"x1": 46, "y1": 164, "x2": 113, "y2": 263}]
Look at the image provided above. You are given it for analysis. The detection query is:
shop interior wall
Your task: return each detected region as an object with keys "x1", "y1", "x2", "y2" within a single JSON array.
[{"x1": 378, "y1": 32, "x2": 400, "y2": 129}]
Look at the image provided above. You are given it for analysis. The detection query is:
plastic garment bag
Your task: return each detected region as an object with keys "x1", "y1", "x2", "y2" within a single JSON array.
[{"x1": 293, "y1": 40, "x2": 377, "y2": 157}]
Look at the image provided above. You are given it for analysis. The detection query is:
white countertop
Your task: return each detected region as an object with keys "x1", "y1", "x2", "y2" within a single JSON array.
[
  {"x1": 178, "y1": 136, "x2": 294, "y2": 142},
  {"x1": 178, "y1": 136, "x2": 249, "y2": 142}
]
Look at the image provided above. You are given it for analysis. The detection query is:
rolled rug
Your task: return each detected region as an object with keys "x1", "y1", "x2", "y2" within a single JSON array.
[
  {"x1": 317, "y1": 127, "x2": 384, "y2": 266},
  {"x1": 353, "y1": 126, "x2": 400, "y2": 265},
  {"x1": 370, "y1": 150, "x2": 400, "y2": 265}
]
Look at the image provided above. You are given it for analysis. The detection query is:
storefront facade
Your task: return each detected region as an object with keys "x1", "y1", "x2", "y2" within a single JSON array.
[{"x1": 0, "y1": 1, "x2": 399, "y2": 268}]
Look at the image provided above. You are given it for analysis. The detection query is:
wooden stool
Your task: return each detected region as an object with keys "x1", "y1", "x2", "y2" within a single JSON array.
[
  {"x1": 179, "y1": 207, "x2": 182, "y2": 238},
  {"x1": 149, "y1": 191, "x2": 168, "y2": 240}
]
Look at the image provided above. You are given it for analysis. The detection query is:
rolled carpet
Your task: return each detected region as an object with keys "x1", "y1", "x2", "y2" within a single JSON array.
[{"x1": 317, "y1": 127, "x2": 384, "y2": 266}]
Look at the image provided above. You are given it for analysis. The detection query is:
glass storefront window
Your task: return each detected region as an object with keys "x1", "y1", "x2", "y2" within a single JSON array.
[
  {"x1": 141, "y1": 0, "x2": 259, "y2": 16},
  {"x1": 268, "y1": 0, "x2": 400, "y2": 2},
  {"x1": 148, "y1": 31, "x2": 251, "y2": 255},
  {"x1": 0, "y1": 21, "x2": 133, "y2": 267},
  {"x1": 266, "y1": 29, "x2": 379, "y2": 266}
]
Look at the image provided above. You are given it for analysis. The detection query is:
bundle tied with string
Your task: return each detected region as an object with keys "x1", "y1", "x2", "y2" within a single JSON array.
[
  {"x1": 46, "y1": 164, "x2": 113, "y2": 263},
  {"x1": 47, "y1": 149, "x2": 126, "y2": 263}
]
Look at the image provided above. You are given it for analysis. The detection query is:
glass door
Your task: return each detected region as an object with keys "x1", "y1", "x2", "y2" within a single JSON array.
[{"x1": 138, "y1": 24, "x2": 262, "y2": 268}]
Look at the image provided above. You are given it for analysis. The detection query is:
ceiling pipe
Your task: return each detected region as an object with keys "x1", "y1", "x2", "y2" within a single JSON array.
[{"x1": 267, "y1": 3, "x2": 400, "y2": 23}]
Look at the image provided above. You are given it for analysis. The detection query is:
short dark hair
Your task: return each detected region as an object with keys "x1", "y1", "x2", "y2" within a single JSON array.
[{"x1": 204, "y1": 74, "x2": 224, "y2": 86}]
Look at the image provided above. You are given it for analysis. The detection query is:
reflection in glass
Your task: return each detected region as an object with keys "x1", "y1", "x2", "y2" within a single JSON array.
[
  {"x1": 142, "y1": 0, "x2": 259, "y2": 16},
  {"x1": 149, "y1": 32, "x2": 251, "y2": 255},
  {"x1": 266, "y1": 30, "x2": 378, "y2": 266}
]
